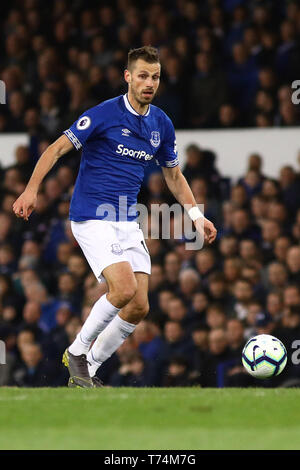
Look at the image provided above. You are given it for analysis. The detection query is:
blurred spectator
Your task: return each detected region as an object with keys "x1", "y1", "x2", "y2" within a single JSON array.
[
  {"x1": 157, "y1": 321, "x2": 194, "y2": 377},
  {"x1": 283, "y1": 285, "x2": 300, "y2": 309},
  {"x1": 133, "y1": 320, "x2": 164, "y2": 362},
  {"x1": 163, "y1": 252, "x2": 181, "y2": 289},
  {"x1": 188, "y1": 52, "x2": 228, "y2": 127},
  {"x1": 227, "y1": 208, "x2": 261, "y2": 242},
  {"x1": 162, "y1": 356, "x2": 192, "y2": 387},
  {"x1": 207, "y1": 272, "x2": 233, "y2": 312},
  {"x1": 266, "y1": 291, "x2": 284, "y2": 323},
  {"x1": 195, "y1": 248, "x2": 217, "y2": 286},
  {"x1": 226, "y1": 319, "x2": 245, "y2": 358},
  {"x1": 227, "y1": 42, "x2": 259, "y2": 114},
  {"x1": 0, "y1": 244, "x2": 17, "y2": 275},
  {"x1": 261, "y1": 219, "x2": 282, "y2": 262},
  {"x1": 12, "y1": 342, "x2": 59, "y2": 387},
  {"x1": 109, "y1": 351, "x2": 155, "y2": 387},
  {"x1": 178, "y1": 269, "x2": 200, "y2": 300},
  {"x1": 219, "y1": 235, "x2": 239, "y2": 259},
  {"x1": 182, "y1": 145, "x2": 220, "y2": 197},
  {"x1": 255, "y1": 310, "x2": 274, "y2": 336},
  {"x1": 199, "y1": 329, "x2": 234, "y2": 387},
  {"x1": 218, "y1": 103, "x2": 240, "y2": 128},
  {"x1": 232, "y1": 278, "x2": 254, "y2": 321},
  {"x1": 267, "y1": 262, "x2": 288, "y2": 292},
  {"x1": 206, "y1": 303, "x2": 227, "y2": 330},
  {"x1": 286, "y1": 246, "x2": 300, "y2": 283}
]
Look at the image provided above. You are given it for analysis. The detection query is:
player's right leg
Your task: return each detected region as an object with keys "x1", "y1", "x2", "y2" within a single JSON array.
[
  {"x1": 87, "y1": 272, "x2": 149, "y2": 380},
  {"x1": 63, "y1": 261, "x2": 137, "y2": 388}
]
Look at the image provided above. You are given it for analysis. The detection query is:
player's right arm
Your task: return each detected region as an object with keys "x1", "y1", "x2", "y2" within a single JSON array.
[{"x1": 13, "y1": 134, "x2": 73, "y2": 220}]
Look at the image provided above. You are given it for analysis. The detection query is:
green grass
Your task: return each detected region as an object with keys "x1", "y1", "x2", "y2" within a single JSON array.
[{"x1": 0, "y1": 387, "x2": 299, "y2": 450}]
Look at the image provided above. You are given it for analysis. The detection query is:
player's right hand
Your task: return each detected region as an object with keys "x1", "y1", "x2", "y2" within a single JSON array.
[{"x1": 13, "y1": 189, "x2": 37, "y2": 221}]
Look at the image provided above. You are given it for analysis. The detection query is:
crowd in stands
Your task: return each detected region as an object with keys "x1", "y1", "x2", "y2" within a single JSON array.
[
  {"x1": 1, "y1": 0, "x2": 300, "y2": 388},
  {"x1": 1, "y1": 0, "x2": 300, "y2": 133}
]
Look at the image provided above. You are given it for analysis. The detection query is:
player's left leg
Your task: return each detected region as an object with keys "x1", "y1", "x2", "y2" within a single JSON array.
[
  {"x1": 87, "y1": 272, "x2": 149, "y2": 378},
  {"x1": 63, "y1": 261, "x2": 137, "y2": 388}
]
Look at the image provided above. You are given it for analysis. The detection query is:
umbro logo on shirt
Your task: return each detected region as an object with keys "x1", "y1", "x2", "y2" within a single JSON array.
[{"x1": 122, "y1": 128, "x2": 131, "y2": 137}]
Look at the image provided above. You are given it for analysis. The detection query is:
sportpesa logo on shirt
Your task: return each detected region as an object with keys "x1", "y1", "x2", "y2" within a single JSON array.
[{"x1": 116, "y1": 144, "x2": 154, "y2": 161}]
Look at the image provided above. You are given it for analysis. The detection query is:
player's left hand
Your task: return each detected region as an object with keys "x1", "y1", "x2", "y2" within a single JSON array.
[{"x1": 194, "y1": 217, "x2": 217, "y2": 244}]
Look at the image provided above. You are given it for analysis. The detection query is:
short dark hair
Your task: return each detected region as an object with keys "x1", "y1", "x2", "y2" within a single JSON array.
[
  {"x1": 127, "y1": 46, "x2": 159, "y2": 70},
  {"x1": 289, "y1": 306, "x2": 300, "y2": 317},
  {"x1": 208, "y1": 272, "x2": 226, "y2": 284},
  {"x1": 169, "y1": 356, "x2": 188, "y2": 368}
]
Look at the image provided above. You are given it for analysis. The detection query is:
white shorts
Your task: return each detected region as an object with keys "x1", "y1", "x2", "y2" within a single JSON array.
[{"x1": 71, "y1": 220, "x2": 151, "y2": 282}]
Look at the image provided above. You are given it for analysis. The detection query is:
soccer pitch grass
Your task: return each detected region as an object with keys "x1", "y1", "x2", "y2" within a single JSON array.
[{"x1": 0, "y1": 387, "x2": 299, "y2": 450}]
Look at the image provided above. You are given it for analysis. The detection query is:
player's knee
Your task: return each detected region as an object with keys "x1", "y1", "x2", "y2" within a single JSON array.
[
  {"x1": 125, "y1": 301, "x2": 149, "y2": 324},
  {"x1": 135, "y1": 301, "x2": 149, "y2": 319},
  {"x1": 141, "y1": 301, "x2": 149, "y2": 318},
  {"x1": 111, "y1": 281, "x2": 137, "y2": 307},
  {"x1": 121, "y1": 286, "x2": 137, "y2": 304}
]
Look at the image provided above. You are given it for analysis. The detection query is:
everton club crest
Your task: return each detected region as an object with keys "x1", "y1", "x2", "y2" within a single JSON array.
[
  {"x1": 111, "y1": 243, "x2": 123, "y2": 255},
  {"x1": 150, "y1": 131, "x2": 160, "y2": 148}
]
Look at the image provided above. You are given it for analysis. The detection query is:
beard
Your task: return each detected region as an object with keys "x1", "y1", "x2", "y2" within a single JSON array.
[{"x1": 131, "y1": 86, "x2": 155, "y2": 105}]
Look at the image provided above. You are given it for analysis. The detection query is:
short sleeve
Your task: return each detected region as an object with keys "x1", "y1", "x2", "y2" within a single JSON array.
[
  {"x1": 155, "y1": 115, "x2": 179, "y2": 168},
  {"x1": 63, "y1": 106, "x2": 103, "y2": 150}
]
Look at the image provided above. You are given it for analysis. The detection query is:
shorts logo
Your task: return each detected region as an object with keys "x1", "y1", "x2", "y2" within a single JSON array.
[
  {"x1": 76, "y1": 116, "x2": 91, "y2": 130},
  {"x1": 111, "y1": 243, "x2": 123, "y2": 255},
  {"x1": 150, "y1": 131, "x2": 160, "y2": 148}
]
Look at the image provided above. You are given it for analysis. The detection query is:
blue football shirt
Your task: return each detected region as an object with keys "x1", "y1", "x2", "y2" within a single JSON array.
[{"x1": 63, "y1": 94, "x2": 179, "y2": 221}]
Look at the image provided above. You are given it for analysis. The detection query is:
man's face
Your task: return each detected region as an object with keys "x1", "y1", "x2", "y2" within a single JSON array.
[
  {"x1": 167, "y1": 299, "x2": 186, "y2": 322},
  {"x1": 268, "y1": 264, "x2": 287, "y2": 287},
  {"x1": 125, "y1": 59, "x2": 161, "y2": 105},
  {"x1": 267, "y1": 294, "x2": 282, "y2": 315},
  {"x1": 21, "y1": 344, "x2": 42, "y2": 368},
  {"x1": 240, "y1": 240, "x2": 256, "y2": 259},
  {"x1": 287, "y1": 247, "x2": 300, "y2": 273},
  {"x1": 227, "y1": 320, "x2": 244, "y2": 344},
  {"x1": 164, "y1": 253, "x2": 180, "y2": 274},
  {"x1": 209, "y1": 280, "x2": 226, "y2": 297},
  {"x1": 164, "y1": 322, "x2": 182, "y2": 343},
  {"x1": 284, "y1": 288, "x2": 300, "y2": 307},
  {"x1": 234, "y1": 281, "x2": 253, "y2": 302},
  {"x1": 232, "y1": 211, "x2": 249, "y2": 233},
  {"x1": 209, "y1": 330, "x2": 227, "y2": 355}
]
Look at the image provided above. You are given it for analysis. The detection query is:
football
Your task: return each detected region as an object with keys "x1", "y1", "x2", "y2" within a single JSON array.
[{"x1": 242, "y1": 334, "x2": 287, "y2": 379}]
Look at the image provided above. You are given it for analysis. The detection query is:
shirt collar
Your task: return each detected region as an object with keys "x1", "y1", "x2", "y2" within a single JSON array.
[{"x1": 123, "y1": 94, "x2": 150, "y2": 117}]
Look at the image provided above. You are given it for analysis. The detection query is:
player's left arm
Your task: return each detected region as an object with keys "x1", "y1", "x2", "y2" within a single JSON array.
[{"x1": 162, "y1": 165, "x2": 217, "y2": 244}]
